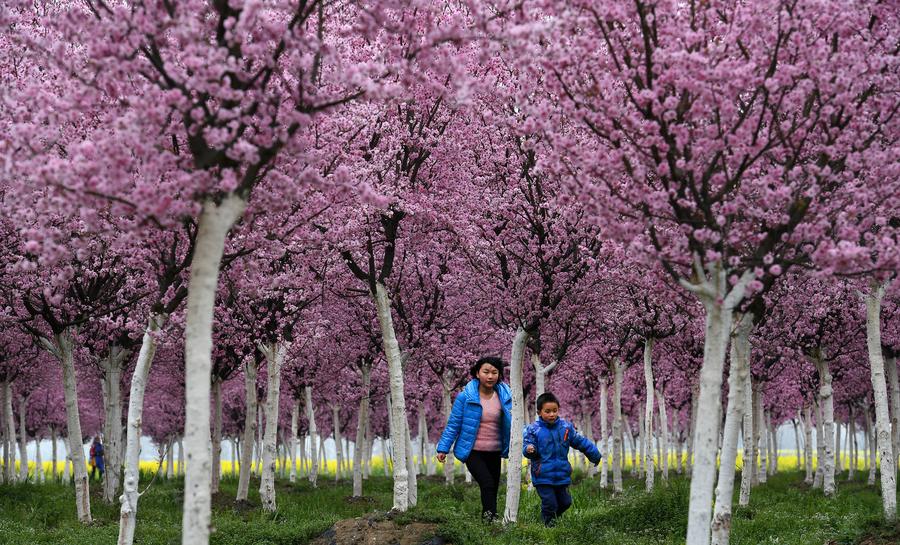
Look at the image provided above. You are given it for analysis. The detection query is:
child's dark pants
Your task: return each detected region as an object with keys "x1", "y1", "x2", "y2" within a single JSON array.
[
  {"x1": 534, "y1": 484, "x2": 572, "y2": 526},
  {"x1": 464, "y1": 450, "x2": 501, "y2": 521}
]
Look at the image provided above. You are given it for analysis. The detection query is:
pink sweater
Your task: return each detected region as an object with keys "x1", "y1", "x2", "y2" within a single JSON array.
[{"x1": 473, "y1": 392, "x2": 501, "y2": 452}]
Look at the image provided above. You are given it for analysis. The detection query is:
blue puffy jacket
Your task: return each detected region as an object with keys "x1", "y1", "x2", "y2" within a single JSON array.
[
  {"x1": 436, "y1": 379, "x2": 513, "y2": 462},
  {"x1": 523, "y1": 417, "x2": 601, "y2": 486}
]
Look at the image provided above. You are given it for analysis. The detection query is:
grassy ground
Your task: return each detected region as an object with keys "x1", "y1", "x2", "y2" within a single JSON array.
[{"x1": 0, "y1": 470, "x2": 895, "y2": 545}]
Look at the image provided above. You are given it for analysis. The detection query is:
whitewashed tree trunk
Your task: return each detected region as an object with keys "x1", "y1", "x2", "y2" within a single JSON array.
[
  {"x1": 416, "y1": 403, "x2": 426, "y2": 475},
  {"x1": 333, "y1": 405, "x2": 343, "y2": 482},
  {"x1": 532, "y1": 353, "x2": 557, "y2": 397},
  {"x1": 117, "y1": 313, "x2": 164, "y2": 545},
  {"x1": 17, "y1": 394, "x2": 28, "y2": 482},
  {"x1": 101, "y1": 347, "x2": 128, "y2": 503},
  {"x1": 372, "y1": 283, "x2": 411, "y2": 511},
  {"x1": 211, "y1": 379, "x2": 223, "y2": 495},
  {"x1": 178, "y1": 438, "x2": 184, "y2": 475},
  {"x1": 739, "y1": 365, "x2": 754, "y2": 505},
  {"x1": 182, "y1": 195, "x2": 246, "y2": 545},
  {"x1": 405, "y1": 418, "x2": 417, "y2": 507},
  {"x1": 814, "y1": 356, "x2": 836, "y2": 497},
  {"x1": 814, "y1": 400, "x2": 825, "y2": 488},
  {"x1": 867, "y1": 410, "x2": 877, "y2": 486},
  {"x1": 687, "y1": 383, "x2": 699, "y2": 477},
  {"x1": 231, "y1": 439, "x2": 238, "y2": 477},
  {"x1": 848, "y1": 409, "x2": 857, "y2": 480},
  {"x1": 289, "y1": 399, "x2": 299, "y2": 483},
  {"x1": 65, "y1": 447, "x2": 72, "y2": 483},
  {"x1": 804, "y1": 404, "x2": 814, "y2": 484},
  {"x1": 627, "y1": 419, "x2": 638, "y2": 476},
  {"x1": 236, "y1": 356, "x2": 259, "y2": 501},
  {"x1": 757, "y1": 391, "x2": 768, "y2": 484},
  {"x1": 683, "y1": 265, "x2": 750, "y2": 545},
  {"x1": 835, "y1": 419, "x2": 843, "y2": 475},
  {"x1": 440, "y1": 382, "x2": 455, "y2": 485},
  {"x1": 381, "y1": 436, "x2": 391, "y2": 477},
  {"x1": 166, "y1": 438, "x2": 175, "y2": 479},
  {"x1": 305, "y1": 384, "x2": 319, "y2": 488},
  {"x1": 259, "y1": 342, "x2": 286, "y2": 511},
  {"x1": 600, "y1": 380, "x2": 609, "y2": 488},
  {"x1": 352, "y1": 365, "x2": 371, "y2": 497},
  {"x1": 674, "y1": 417, "x2": 683, "y2": 474},
  {"x1": 887, "y1": 356, "x2": 900, "y2": 473},
  {"x1": 657, "y1": 389, "x2": 669, "y2": 482},
  {"x1": 502, "y1": 326, "x2": 529, "y2": 523},
  {"x1": 35, "y1": 434, "x2": 44, "y2": 483},
  {"x1": 863, "y1": 283, "x2": 897, "y2": 521},
  {"x1": 51, "y1": 426, "x2": 57, "y2": 482},
  {"x1": 642, "y1": 337, "x2": 656, "y2": 492},
  {"x1": 793, "y1": 416, "x2": 802, "y2": 471},
  {"x1": 769, "y1": 416, "x2": 778, "y2": 475},
  {"x1": 711, "y1": 313, "x2": 750, "y2": 545},
  {"x1": 42, "y1": 330, "x2": 92, "y2": 523}
]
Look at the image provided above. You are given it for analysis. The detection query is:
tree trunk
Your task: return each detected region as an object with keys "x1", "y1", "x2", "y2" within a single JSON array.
[
  {"x1": 289, "y1": 399, "x2": 299, "y2": 483},
  {"x1": 35, "y1": 433, "x2": 43, "y2": 483},
  {"x1": 642, "y1": 337, "x2": 656, "y2": 492},
  {"x1": 441, "y1": 381, "x2": 455, "y2": 485},
  {"x1": 372, "y1": 283, "x2": 411, "y2": 511},
  {"x1": 333, "y1": 405, "x2": 343, "y2": 482},
  {"x1": 51, "y1": 426, "x2": 58, "y2": 482},
  {"x1": 814, "y1": 356, "x2": 836, "y2": 497},
  {"x1": 259, "y1": 342, "x2": 286, "y2": 511},
  {"x1": 864, "y1": 283, "x2": 897, "y2": 521},
  {"x1": 657, "y1": 389, "x2": 669, "y2": 482},
  {"x1": 236, "y1": 356, "x2": 259, "y2": 501},
  {"x1": 739, "y1": 367, "x2": 754, "y2": 506},
  {"x1": 793, "y1": 416, "x2": 802, "y2": 471},
  {"x1": 101, "y1": 346, "x2": 128, "y2": 503},
  {"x1": 166, "y1": 438, "x2": 175, "y2": 479},
  {"x1": 835, "y1": 418, "x2": 843, "y2": 475},
  {"x1": 178, "y1": 438, "x2": 184, "y2": 475},
  {"x1": 600, "y1": 380, "x2": 609, "y2": 488},
  {"x1": 757, "y1": 390, "x2": 768, "y2": 484},
  {"x1": 867, "y1": 410, "x2": 877, "y2": 486},
  {"x1": 502, "y1": 326, "x2": 529, "y2": 523},
  {"x1": 684, "y1": 266, "x2": 748, "y2": 545},
  {"x1": 305, "y1": 385, "x2": 319, "y2": 488},
  {"x1": 182, "y1": 195, "x2": 246, "y2": 545},
  {"x1": 814, "y1": 400, "x2": 825, "y2": 489},
  {"x1": 17, "y1": 394, "x2": 28, "y2": 482},
  {"x1": 211, "y1": 379, "x2": 223, "y2": 495},
  {"x1": 47, "y1": 330, "x2": 92, "y2": 523},
  {"x1": 117, "y1": 314, "x2": 164, "y2": 545},
  {"x1": 352, "y1": 365, "x2": 371, "y2": 497},
  {"x1": 848, "y1": 408, "x2": 857, "y2": 481},
  {"x1": 405, "y1": 418, "x2": 418, "y2": 507},
  {"x1": 711, "y1": 313, "x2": 751, "y2": 545},
  {"x1": 887, "y1": 356, "x2": 900, "y2": 475},
  {"x1": 804, "y1": 404, "x2": 814, "y2": 484},
  {"x1": 232, "y1": 439, "x2": 238, "y2": 477}
]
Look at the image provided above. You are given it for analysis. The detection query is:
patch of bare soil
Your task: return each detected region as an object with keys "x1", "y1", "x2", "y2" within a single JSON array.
[
  {"x1": 827, "y1": 524, "x2": 900, "y2": 545},
  {"x1": 309, "y1": 512, "x2": 447, "y2": 545}
]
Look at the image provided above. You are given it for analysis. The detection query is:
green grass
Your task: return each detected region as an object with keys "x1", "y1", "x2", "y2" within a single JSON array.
[{"x1": 0, "y1": 470, "x2": 895, "y2": 544}]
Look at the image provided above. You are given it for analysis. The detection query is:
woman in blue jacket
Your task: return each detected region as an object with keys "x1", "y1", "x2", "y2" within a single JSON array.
[{"x1": 436, "y1": 356, "x2": 512, "y2": 522}]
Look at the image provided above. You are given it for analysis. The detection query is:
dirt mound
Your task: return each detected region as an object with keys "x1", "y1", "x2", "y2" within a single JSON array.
[{"x1": 310, "y1": 512, "x2": 446, "y2": 545}]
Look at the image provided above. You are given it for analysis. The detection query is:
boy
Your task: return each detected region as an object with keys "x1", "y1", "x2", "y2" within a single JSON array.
[{"x1": 523, "y1": 392, "x2": 601, "y2": 526}]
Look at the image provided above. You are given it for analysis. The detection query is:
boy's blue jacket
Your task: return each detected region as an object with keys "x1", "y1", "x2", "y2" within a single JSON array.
[
  {"x1": 523, "y1": 417, "x2": 601, "y2": 485},
  {"x1": 436, "y1": 379, "x2": 513, "y2": 462}
]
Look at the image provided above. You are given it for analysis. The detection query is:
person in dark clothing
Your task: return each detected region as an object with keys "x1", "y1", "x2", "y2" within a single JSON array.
[
  {"x1": 436, "y1": 357, "x2": 513, "y2": 522},
  {"x1": 524, "y1": 392, "x2": 601, "y2": 526},
  {"x1": 89, "y1": 436, "x2": 105, "y2": 480}
]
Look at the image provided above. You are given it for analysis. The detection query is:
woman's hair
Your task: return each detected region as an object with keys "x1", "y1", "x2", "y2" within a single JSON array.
[{"x1": 470, "y1": 356, "x2": 505, "y2": 380}]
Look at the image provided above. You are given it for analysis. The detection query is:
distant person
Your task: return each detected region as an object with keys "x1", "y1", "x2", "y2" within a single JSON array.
[
  {"x1": 523, "y1": 392, "x2": 601, "y2": 526},
  {"x1": 436, "y1": 357, "x2": 512, "y2": 523},
  {"x1": 89, "y1": 436, "x2": 105, "y2": 480}
]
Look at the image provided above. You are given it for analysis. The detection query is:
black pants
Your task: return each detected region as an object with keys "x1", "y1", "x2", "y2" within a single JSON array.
[
  {"x1": 534, "y1": 484, "x2": 572, "y2": 526},
  {"x1": 465, "y1": 450, "x2": 501, "y2": 521}
]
